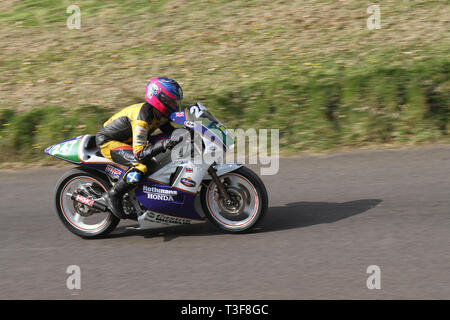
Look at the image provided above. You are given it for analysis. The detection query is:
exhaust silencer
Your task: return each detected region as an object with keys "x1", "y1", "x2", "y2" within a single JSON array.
[{"x1": 71, "y1": 193, "x2": 108, "y2": 212}]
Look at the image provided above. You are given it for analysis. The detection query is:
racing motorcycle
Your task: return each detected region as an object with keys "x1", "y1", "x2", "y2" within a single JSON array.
[{"x1": 45, "y1": 103, "x2": 268, "y2": 238}]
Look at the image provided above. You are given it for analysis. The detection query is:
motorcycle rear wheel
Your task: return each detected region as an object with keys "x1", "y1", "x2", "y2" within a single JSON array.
[{"x1": 54, "y1": 168, "x2": 119, "y2": 239}]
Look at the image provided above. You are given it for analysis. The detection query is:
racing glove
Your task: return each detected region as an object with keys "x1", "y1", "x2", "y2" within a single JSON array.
[{"x1": 139, "y1": 135, "x2": 183, "y2": 160}]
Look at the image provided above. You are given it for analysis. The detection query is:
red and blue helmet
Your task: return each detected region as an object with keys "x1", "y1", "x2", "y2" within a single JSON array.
[{"x1": 145, "y1": 77, "x2": 183, "y2": 117}]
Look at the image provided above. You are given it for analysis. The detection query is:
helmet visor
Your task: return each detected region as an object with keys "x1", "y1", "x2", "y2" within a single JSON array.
[{"x1": 160, "y1": 93, "x2": 182, "y2": 114}]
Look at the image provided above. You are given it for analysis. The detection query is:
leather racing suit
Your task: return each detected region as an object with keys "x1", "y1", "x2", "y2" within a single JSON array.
[{"x1": 95, "y1": 101, "x2": 175, "y2": 174}]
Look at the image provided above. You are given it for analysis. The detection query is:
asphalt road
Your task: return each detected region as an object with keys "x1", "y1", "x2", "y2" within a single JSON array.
[{"x1": 1, "y1": 145, "x2": 449, "y2": 299}]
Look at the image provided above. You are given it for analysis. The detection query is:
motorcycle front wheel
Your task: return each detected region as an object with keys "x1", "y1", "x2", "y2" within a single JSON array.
[{"x1": 201, "y1": 166, "x2": 268, "y2": 233}]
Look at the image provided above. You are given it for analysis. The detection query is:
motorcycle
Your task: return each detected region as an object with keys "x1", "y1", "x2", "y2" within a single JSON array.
[{"x1": 45, "y1": 103, "x2": 268, "y2": 238}]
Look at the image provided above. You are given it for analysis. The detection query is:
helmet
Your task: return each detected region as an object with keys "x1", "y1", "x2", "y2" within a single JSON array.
[{"x1": 145, "y1": 77, "x2": 183, "y2": 117}]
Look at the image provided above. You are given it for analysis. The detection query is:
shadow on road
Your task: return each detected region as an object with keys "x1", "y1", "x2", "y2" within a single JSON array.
[
  {"x1": 256, "y1": 199, "x2": 382, "y2": 233},
  {"x1": 106, "y1": 199, "x2": 382, "y2": 241}
]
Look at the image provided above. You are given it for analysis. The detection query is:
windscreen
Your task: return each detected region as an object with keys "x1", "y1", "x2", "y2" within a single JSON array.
[{"x1": 184, "y1": 103, "x2": 234, "y2": 149}]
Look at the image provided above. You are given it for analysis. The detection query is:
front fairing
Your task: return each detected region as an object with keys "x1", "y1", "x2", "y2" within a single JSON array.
[{"x1": 170, "y1": 104, "x2": 234, "y2": 152}]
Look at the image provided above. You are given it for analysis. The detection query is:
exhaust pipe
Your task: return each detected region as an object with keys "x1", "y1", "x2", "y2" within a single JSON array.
[{"x1": 71, "y1": 193, "x2": 108, "y2": 212}]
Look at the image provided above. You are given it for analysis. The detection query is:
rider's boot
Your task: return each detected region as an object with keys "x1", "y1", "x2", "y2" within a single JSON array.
[{"x1": 103, "y1": 168, "x2": 144, "y2": 219}]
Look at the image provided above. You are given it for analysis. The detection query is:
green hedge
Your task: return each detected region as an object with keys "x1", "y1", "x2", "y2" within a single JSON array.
[
  {"x1": 0, "y1": 58, "x2": 448, "y2": 163},
  {"x1": 0, "y1": 105, "x2": 109, "y2": 163}
]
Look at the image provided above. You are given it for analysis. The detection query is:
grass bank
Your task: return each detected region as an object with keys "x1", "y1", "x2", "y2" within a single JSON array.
[{"x1": 1, "y1": 57, "x2": 448, "y2": 163}]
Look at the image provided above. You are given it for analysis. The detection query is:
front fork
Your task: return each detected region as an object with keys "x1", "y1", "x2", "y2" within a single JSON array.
[{"x1": 207, "y1": 163, "x2": 233, "y2": 206}]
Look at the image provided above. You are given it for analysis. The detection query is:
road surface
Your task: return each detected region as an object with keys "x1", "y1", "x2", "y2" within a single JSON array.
[{"x1": 0, "y1": 145, "x2": 449, "y2": 299}]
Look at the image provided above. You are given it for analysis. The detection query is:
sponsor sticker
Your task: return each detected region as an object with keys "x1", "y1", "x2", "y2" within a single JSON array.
[
  {"x1": 134, "y1": 126, "x2": 148, "y2": 144},
  {"x1": 147, "y1": 193, "x2": 174, "y2": 201},
  {"x1": 135, "y1": 126, "x2": 147, "y2": 134},
  {"x1": 184, "y1": 121, "x2": 195, "y2": 128},
  {"x1": 144, "y1": 211, "x2": 191, "y2": 225},
  {"x1": 105, "y1": 165, "x2": 121, "y2": 179},
  {"x1": 151, "y1": 83, "x2": 161, "y2": 94},
  {"x1": 142, "y1": 185, "x2": 181, "y2": 202},
  {"x1": 142, "y1": 185, "x2": 178, "y2": 195},
  {"x1": 175, "y1": 112, "x2": 184, "y2": 117},
  {"x1": 180, "y1": 177, "x2": 196, "y2": 188},
  {"x1": 135, "y1": 134, "x2": 146, "y2": 143},
  {"x1": 75, "y1": 195, "x2": 94, "y2": 207}
]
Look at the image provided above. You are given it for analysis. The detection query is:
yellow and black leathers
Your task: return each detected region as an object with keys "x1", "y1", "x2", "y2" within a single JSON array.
[{"x1": 95, "y1": 102, "x2": 175, "y2": 174}]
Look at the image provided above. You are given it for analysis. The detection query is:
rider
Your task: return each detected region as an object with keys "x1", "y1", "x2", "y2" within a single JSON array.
[{"x1": 95, "y1": 77, "x2": 184, "y2": 219}]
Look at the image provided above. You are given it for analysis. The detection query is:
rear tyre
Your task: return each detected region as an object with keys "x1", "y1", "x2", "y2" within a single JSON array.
[
  {"x1": 54, "y1": 168, "x2": 120, "y2": 239},
  {"x1": 201, "y1": 166, "x2": 268, "y2": 233}
]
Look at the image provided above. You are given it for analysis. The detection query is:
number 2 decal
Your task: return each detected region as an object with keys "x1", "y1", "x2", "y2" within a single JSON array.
[{"x1": 189, "y1": 104, "x2": 205, "y2": 118}]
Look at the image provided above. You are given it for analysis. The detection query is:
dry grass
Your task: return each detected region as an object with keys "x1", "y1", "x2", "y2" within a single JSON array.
[{"x1": 0, "y1": 0, "x2": 448, "y2": 112}]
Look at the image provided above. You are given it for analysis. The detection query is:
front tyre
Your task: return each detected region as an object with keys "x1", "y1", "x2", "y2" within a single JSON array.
[
  {"x1": 54, "y1": 168, "x2": 119, "y2": 239},
  {"x1": 201, "y1": 166, "x2": 268, "y2": 233}
]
